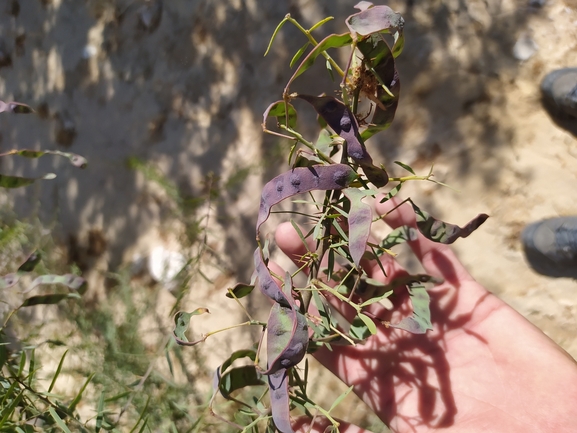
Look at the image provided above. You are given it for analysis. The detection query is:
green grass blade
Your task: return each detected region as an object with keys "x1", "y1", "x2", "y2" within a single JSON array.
[
  {"x1": 129, "y1": 395, "x2": 151, "y2": 433},
  {"x1": 49, "y1": 407, "x2": 72, "y2": 433},
  {"x1": 27, "y1": 349, "x2": 35, "y2": 387},
  {"x1": 17, "y1": 351, "x2": 26, "y2": 377},
  {"x1": 0, "y1": 390, "x2": 24, "y2": 426},
  {"x1": 68, "y1": 372, "x2": 95, "y2": 413},
  {"x1": 95, "y1": 391, "x2": 105, "y2": 433},
  {"x1": 136, "y1": 415, "x2": 149, "y2": 433},
  {"x1": 48, "y1": 349, "x2": 68, "y2": 392}
]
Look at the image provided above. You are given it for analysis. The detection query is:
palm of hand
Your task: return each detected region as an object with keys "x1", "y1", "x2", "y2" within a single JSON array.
[{"x1": 276, "y1": 200, "x2": 577, "y2": 433}]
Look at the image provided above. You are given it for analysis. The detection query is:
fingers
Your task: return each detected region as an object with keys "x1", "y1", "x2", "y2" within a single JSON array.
[{"x1": 375, "y1": 197, "x2": 476, "y2": 286}]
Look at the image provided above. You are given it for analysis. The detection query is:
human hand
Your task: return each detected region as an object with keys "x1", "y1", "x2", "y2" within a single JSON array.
[{"x1": 274, "y1": 198, "x2": 577, "y2": 433}]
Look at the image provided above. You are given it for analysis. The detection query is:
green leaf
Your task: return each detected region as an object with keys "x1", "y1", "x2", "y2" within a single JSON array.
[
  {"x1": 219, "y1": 349, "x2": 257, "y2": 377},
  {"x1": 264, "y1": 16, "x2": 289, "y2": 56},
  {"x1": 357, "y1": 312, "x2": 377, "y2": 335},
  {"x1": 49, "y1": 407, "x2": 72, "y2": 433},
  {"x1": 411, "y1": 201, "x2": 489, "y2": 244},
  {"x1": 104, "y1": 391, "x2": 131, "y2": 403},
  {"x1": 308, "y1": 16, "x2": 334, "y2": 32},
  {"x1": 290, "y1": 42, "x2": 310, "y2": 68},
  {"x1": 394, "y1": 160, "x2": 415, "y2": 174},
  {"x1": 0, "y1": 172, "x2": 55, "y2": 188},
  {"x1": 392, "y1": 32, "x2": 405, "y2": 58},
  {"x1": 226, "y1": 283, "x2": 255, "y2": 299},
  {"x1": 48, "y1": 350, "x2": 68, "y2": 392},
  {"x1": 289, "y1": 220, "x2": 311, "y2": 253},
  {"x1": 288, "y1": 33, "x2": 352, "y2": 87},
  {"x1": 343, "y1": 188, "x2": 372, "y2": 267},
  {"x1": 328, "y1": 385, "x2": 354, "y2": 413},
  {"x1": 17, "y1": 251, "x2": 42, "y2": 273},
  {"x1": 0, "y1": 100, "x2": 34, "y2": 114},
  {"x1": 0, "y1": 390, "x2": 24, "y2": 426},
  {"x1": 377, "y1": 225, "x2": 418, "y2": 252},
  {"x1": 219, "y1": 365, "x2": 265, "y2": 400},
  {"x1": 0, "y1": 343, "x2": 7, "y2": 372},
  {"x1": 129, "y1": 395, "x2": 150, "y2": 433},
  {"x1": 1, "y1": 149, "x2": 88, "y2": 169},
  {"x1": 27, "y1": 349, "x2": 35, "y2": 386},
  {"x1": 389, "y1": 283, "x2": 432, "y2": 334},
  {"x1": 68, "y1": 372, "x2": 95, "y2": 413},
  {"x1": 314, "y1": 129, "x2": 333, "y2": 156},
  {"x1": 349, "y1": 314, "x2": 372, "y2": 340},
  {"x1": 21, "y1": 292, "x2": 81, "y2": 307},
  {"x1": 262, "y1": 100, "x2": 298, "y2": 130},
  {"x1": 172, "y1": 308, "x2": 210, "y2": 346},
  {"x1": 380, "y1": 182, "x2": 403, "y2": 202},
  {"x1": 95, "y1": 392, "x2": 104, "y2": 433}
]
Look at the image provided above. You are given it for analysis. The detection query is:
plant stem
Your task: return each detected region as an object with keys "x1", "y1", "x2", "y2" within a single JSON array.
[
  {"x1": 286, "y1": 16, "x2": 345, "y2": 78},
  {"x1": 278, "y1": 125, "x2": 333, "y2": 164}
]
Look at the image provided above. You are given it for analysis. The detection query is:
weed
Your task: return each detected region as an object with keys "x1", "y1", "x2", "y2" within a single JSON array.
[{"x1": 175, "y1": 3, "x2": 487, "y2": 432}]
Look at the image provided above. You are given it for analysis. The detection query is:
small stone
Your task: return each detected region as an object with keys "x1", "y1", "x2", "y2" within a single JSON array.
[
  {"x1": 513, "y1": 33, "x2": 538, "y2": 61},
  {"x1": 82, "y1": 44, "x2": 97, "y2": 59}
]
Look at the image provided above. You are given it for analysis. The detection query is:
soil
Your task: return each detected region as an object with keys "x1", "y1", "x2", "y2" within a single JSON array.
[{"x1": 1, "y1": 0, "x2": 576, "y2": 429}]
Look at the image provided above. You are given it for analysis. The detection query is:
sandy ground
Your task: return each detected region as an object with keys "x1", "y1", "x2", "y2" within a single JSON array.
[{"x1": 1, "y1": 0, "x2": 577, "y2": 429}]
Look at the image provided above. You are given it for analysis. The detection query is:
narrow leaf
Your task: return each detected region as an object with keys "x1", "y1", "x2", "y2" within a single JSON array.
[
  {"x1": 394, "y1": 161, "x2": 415, "y2": 174},
  {"x1": 328, "y1": 385, "x2": 354, "y2": 413},
  {"x1": 21, "y1": 292, "x2": 81, "y2": 306},
  {"x1": 357, "y1": 312, "x2": 377, "y2": 335},
  {"x1": 264, "y1": 16, "x2": 289, "y2": 56},
  {"x1": 0, "y1": 100, "x2": 34, "y2": 114},
  {"x1": 0, "y1": 173, "x2": 55, "y2": 188},
  {"x1": 49, "y1": 407, "x2": 72, "y2": 433},
  {"x1": 17, "y1": 251, "x2": 42, "y2": 273},
  {"x1": 290, "y1": 42, "x2": 310, "y2": 68},
  {"x1": 287, "y1": 33, "x2": 352, "y2": 88},
  {"x1": 95, "y1": 392, "x2": 104, "y2": 433},
  {"x1": 226, "y1": 283, "x2": 255, "y2": 299},
  {"x1": 389, "y1": 282, "x2": 432, "y2": 334},
  {"x1": 308, "y1": 16, "x2": 334, "y2": 32},
  {"x1": 1, "y1": 149, "x2": 88, "y2": 169},
  {"x1": 377, "y1": 225, "x2": 418, "y2": 252},
  {"x1": 68, "y1": 372, "x2": 95, "y2": 412},
  {"x1": 343, "y1": 188, "x2": 372, "y2": 267},
  {"x1": 48, "y1": 350, "x2": 68, "y2": 392},
  {"x1": 172, "y1": 308, "x2": 210, "y2": 346},
  {"x1": 411, "y1": 201, "x2": 489, "y2": 244}
]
